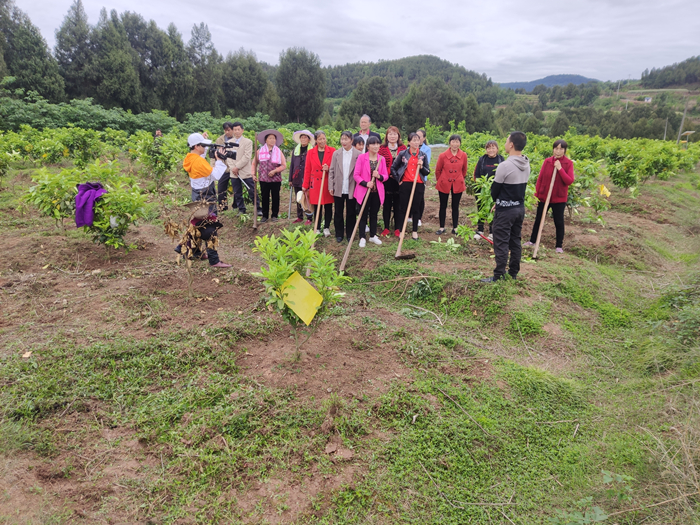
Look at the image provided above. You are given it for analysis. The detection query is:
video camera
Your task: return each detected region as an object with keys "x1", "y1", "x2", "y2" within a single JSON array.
[{"x1": 204, "y1": 142, "x2": 238, "y2": 161}]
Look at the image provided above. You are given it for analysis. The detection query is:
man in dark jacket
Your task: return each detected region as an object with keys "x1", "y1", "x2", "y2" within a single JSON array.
[
  {"x1": 483, "y1": 131, "x2": 530, "y2": 282},
  {"x1": 352, "y1": 114, "x2": 381, "y2": 153}
]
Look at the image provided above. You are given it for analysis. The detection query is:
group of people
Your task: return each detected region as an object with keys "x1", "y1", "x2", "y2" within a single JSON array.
[{"x1": 177, "y1": 116, "x2": 576, "y2": 281}]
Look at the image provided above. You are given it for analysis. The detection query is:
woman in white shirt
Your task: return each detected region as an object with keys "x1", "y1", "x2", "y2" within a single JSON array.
[{"x1": 328, "y1": 131, "x2": 361, "y2": 243}]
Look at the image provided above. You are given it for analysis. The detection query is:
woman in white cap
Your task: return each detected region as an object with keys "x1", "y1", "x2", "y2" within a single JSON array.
[
  {"x1": 252, "y1": 129, "x2": 286, "y2": 223},
  {"x1": 289, "y1": 130, "x2": 315, "y2": 224}
]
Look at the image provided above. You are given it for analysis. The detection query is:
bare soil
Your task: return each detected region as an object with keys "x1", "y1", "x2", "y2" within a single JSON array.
[{"x1": 0, "y1": 174, "x2": 693, "y2": 523}]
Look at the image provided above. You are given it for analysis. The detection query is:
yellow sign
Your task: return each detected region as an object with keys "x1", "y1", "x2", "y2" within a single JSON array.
[{"x1": 281, "y1": 271, "x2": 323, "y2": 326}]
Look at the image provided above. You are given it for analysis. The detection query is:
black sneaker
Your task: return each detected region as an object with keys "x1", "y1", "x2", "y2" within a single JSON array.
[
  {"x1": 259, "y1": 217, "x2": 268, "y2": 223},
  {"x1": 480, "y1": 277, "x2": 498, "y2": 283},
  {"x1": 336, "y1": 237, "x2": 343, "y2": 243}
]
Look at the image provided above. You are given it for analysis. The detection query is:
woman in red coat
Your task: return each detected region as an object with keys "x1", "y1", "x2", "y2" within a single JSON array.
[
  {"x1": 303, "y1": 130, "x2": 336, "y2": 236},
  {"x1": 525, "y1": 139, "x2": 575, "y2": 253},
  {"x1": 434, "y1": 134, "x2": 468, "y2": 235}
]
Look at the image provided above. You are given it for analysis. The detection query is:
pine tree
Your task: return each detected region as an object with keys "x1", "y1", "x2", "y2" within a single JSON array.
[
  {"x1": 221, "y1": 48, "x2": 267, "y2": 116},
  {"x1": 276, "y1": 47, "x2": 325, "y2": 124},
  {"x1": 338, "y1": 76, "x2": 390, "y2": 126},
  {"x1": 402, "y1": 76, "x2": 465, "y2": 131},
  {"x1": 88, "y1": 9, "x2": 142, "y2": 111},
  {"x1": 188, "y1": 22, "x2": 223, "y2": 116},
  {"x1": 0, "y1": 1, "x2": 65, "y2": 101},
  {"x1": 163, "y1": 23, "x2": 196, "y2": 120},
  {"x1": 55, "y1": 0, "x2": 92, "y2": 100}
]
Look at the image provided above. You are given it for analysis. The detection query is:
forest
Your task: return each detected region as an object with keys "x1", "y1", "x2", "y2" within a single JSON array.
[{"x1": 0, "y1": 0, "x2": 698, "y2": 141}]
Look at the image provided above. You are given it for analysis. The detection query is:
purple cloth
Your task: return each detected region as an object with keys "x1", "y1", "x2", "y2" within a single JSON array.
[{"x1": 75, "y1": 182, "x2": 107, "y2": 227}]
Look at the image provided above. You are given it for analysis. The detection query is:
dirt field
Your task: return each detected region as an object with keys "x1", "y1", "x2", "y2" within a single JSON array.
[{"x1": 1, "y1": 166, "x2": 699, "y2": 524}]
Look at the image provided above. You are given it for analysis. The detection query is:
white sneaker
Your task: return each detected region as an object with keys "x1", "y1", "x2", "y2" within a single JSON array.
[
  {"x1": 407, "y1": 218, "x2": 413, "y2": 223},
  {"x1": 474, "y1": 231, "x2": 484, "y2": 240},
  {"x1": 315, "y1": 229, "x2": 320, "y2": 235},
  {"x1": 488, "y1": 234, "x2": 493, "y2": 241},
  {"x1": 359, "y1": 238, "x2": 366, "y2": 248},
  {"x1": 323, "y1": 228, "x2": 331, "y2": 237},
  {"x1": 418, "y1": 220, "x2": 422, "y2": 227},
  {"x1": 369, "y1": 236, "x2": 382, "y2": 245},
  {"x1": 365, "y1": 225, "x2": 370, "y2": 233}
]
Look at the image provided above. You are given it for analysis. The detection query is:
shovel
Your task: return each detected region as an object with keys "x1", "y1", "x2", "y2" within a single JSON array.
[
  {"x1": 252, "y1": 133, "x2": 258, "y2": 230},
  {"x1": 532, "y1": 167, "x2": 558, "y2": 259},
  {"x1": 339, "y1": 188, "x2": 371, "y2": 272},
  {"x1": 306, "y1": 162, "x2": 329, "y2": 276},
  {"x1": 395, "y1": 167, "x2": 420, "y2": 260}
]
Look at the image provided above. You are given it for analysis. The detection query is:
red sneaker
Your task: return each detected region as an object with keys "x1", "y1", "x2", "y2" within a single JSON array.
[
  {"x1": 293, "y1": 218, "x2": 303, "y2": 223},
  {"x1": 304, "y1": 220, "x2": 312, "y2": 226},
  {"x1": 394, "y1": 229, "x2": 400, "y2": 237},
  {"x1": 211, "y1": 262, "x2": 231, "y2": 268},
  {"x1": 200, "y1": 251, "x2": 208, "y2": 260},
  {"x1": 381, "y1": 228, "x2": 390, "y2": 236}
]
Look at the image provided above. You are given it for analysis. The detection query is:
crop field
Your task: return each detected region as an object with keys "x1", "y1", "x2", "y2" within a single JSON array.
[{"x1": 1, "y1": 130, "x2": 699, "y2": 524}]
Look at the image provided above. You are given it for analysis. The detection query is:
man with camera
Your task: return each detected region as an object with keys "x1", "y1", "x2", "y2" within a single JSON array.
[{"x1": 215, "y1": 121, "x2": 260, "y2": 216}]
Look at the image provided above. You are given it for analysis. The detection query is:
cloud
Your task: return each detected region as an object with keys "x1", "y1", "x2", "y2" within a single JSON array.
[{"x1": 14, "y1": 0, "x2": 700, "y2": 83}]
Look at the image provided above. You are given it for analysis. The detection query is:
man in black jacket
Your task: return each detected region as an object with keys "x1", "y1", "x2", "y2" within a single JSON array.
[
  {"x1": 482, "y1": 131, "x2": 530, "y2": 283},
  {"x1": 352, "y1": 114, "x2": 381, "y2": 153}
]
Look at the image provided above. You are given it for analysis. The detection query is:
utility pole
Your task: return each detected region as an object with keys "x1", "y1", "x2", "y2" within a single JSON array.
[
  {"x1": 663, "y1": 117, "x2": 668, "y2": 140},
  {"x1": 616, "y1": 79, "x2": 621, "y2": 98},
  {"x1": 677, "y1": 95, "x2": 689, "y2": 144}
]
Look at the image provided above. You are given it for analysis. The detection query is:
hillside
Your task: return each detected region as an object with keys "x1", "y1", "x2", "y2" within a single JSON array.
[
  {"x1": 641, "y1": 56, "x2": 700, "y2": 88},
  {"x1": 499, "y1": 74, "x2": 599, "y2": 91},
  {"x1": 324, "y1": 54, "x2": 493, "y2": 98}
]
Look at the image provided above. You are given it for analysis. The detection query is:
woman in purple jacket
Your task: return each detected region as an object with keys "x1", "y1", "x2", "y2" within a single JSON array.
[{"x1": 353, "y1": 136, "x2": 389, "y2": 248}]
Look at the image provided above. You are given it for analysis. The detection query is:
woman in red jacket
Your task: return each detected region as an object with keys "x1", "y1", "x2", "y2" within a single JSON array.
[
  {"x1": 434, "y1": 134, "x2": 468, "y2": 235},
  {"x1": 303, "y1": 130, "x2": 336, "y2": 236},
  {"x1": 525, "y1": 139, "x2": 575, "y2": 253},
  {"x1": 378, "y1": 126, "x2": 406, "y2": 236}
]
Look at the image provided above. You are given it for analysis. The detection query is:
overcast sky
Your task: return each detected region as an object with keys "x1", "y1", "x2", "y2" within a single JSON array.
[{"x1": 15, "y1": 0, "x2": 700, "y2": 83}]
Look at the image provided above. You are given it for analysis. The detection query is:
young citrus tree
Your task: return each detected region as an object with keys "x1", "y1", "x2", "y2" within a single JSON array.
[{"x1": 253, "y1": 228, "x2": 349, "y2": 358}]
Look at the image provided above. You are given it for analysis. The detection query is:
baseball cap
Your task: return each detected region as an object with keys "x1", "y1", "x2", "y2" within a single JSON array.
[{"x1": 187, "y1": 133, "x2": 211, "y2": 148}]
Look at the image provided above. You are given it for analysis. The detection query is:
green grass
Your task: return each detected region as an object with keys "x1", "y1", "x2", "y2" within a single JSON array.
[{"x1": 2, "y1": 165, "x2": 700, "y2": 523}]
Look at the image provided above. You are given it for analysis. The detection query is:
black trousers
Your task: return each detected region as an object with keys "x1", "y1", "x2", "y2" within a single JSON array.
[
  {"x1": 529, "y1": 201, "x2": 566, "y2": 248},
  {"x1": 357, "y1": 191, "x2": 380, "y2": 240},
  {"x1": 219, "y1": 174, "x2": 260, "y2": 214},
  {"x1": 492, "y1": 206, "x2": 525, "y2": 280},
  {"x1": 313, "y1": 202, "x2": 333, "y2": 230},
  {"x1": 397, "y1": 182, "x2": 425, "y2": 233},
  {"x1": 474, "y1": 192, "x2": 489, "y2": 233},
  {"x1": 382, "y1": 191, "x2": 400, "y2": 232},
  {"x1": 293, "y1": 185, "x2": 312, "y2": 220},
  {"x1": 438, "y1": 190, "x2": 463, "y2": 229},
  {"x1": 334, "y1": 194, "x2": 356, "y2": 240},
  {"x1": 259, "y1": 181, "x2": 281, "y2": 219}
]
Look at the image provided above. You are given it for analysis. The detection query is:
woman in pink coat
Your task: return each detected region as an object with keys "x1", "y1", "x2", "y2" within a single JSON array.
[
  {"x1": 525, "y1": 139, "x2": 575, "y2": 253},
  {"x1": 353, "y1": 136, "x2": 388, "y2": 247}
]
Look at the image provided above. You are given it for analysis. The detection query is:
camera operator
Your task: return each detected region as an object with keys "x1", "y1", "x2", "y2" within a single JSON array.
[
  {"x1": 215, "y1": 121, "x2": 261, "y2": 216},
  {"x1": 177, "y1": 132, "x2": 232, "y2": 268}
]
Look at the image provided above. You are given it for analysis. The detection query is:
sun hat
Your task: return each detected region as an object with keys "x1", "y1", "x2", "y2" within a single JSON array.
[
  {"x1": 256, "y1": 129, "x2": 284, "y2": 146},
  {"x1": 183, "y1": 199, "x2": 216, "y2": 219},
  {"x1": 187, "y1": 133, "x2": 211, "y2": 148},
  {"x1": 293, "y1": 129, "x2": 315, "y2": 146},
  {"x1": 296, "y1": 190, "x2": 312, "y2": 213}
]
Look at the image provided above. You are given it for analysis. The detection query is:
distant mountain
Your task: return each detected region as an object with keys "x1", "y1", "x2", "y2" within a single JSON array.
[{"x1": 498, "y1": 75, "x2": 599, "y2": 92}]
